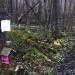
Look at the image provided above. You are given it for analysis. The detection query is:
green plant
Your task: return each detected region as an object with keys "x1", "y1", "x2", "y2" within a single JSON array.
[
  {"x1": 61, "y1": 31, "x2": 67, "y2": 37},
  {"x1": 7, "y1": 27, "x2": 72, "y2": 67},
  {"x1": 7, "y1": 29, "x2": 42, "y2": 59},
  {"x1": 47, "y1": 69, "x2": 52, "y2": 75}
]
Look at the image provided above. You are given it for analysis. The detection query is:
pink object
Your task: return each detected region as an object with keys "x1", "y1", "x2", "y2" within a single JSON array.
[
  {"x1": 1, "y1": 56, "x2": 10, "y2": 64},
  {"x1": 2, "y1": 61, "x2": 9, "y2": 64},
  {"x1": 1, "y1": 56, "x2": 9, "y2": 60}
]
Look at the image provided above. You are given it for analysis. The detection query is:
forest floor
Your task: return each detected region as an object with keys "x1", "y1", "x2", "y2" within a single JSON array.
[
  {"x1": 53, "y1": 49, "x2": 75, "y2": 75},
  {"x1": 1, "y1": 31, "x2": 75, "y2": 75},
  {"x1": 1, "y1": 49, "x2": 75, "y2": 75}
]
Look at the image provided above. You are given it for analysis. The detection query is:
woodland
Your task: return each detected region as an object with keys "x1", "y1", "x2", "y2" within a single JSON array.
[{"x1": 0, "y1": 0, "x2": 75, "y2": 75}]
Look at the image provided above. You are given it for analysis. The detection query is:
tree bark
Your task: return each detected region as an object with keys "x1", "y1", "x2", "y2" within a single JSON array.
[{"x1": 53, "y1": 0, "x2": 61, "y2": 39}]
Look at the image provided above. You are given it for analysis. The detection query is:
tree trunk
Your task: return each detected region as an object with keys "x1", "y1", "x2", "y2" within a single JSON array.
[
  {"x1": 16, "y1": 0, "x2": 18, "y2": 25},
  {"x1": 10, "y1": 0, "x2": 12, "y2": 22},
  {"x1": 53, "y1": 0, "x2": 61, "y2": 39}
]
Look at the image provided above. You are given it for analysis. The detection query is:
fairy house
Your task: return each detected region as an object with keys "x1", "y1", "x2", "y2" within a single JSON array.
[{"x1": 0, "y1": 47, "x2": 14, "y2": 65}]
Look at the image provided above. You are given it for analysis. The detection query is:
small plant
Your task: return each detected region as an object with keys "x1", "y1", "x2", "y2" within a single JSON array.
[
  {"x1": 47, "y1": 69, "x2": 52, "y2": 75},
  {"x1": 61, "y1": 31, "x2": 67, "y2": 37}
]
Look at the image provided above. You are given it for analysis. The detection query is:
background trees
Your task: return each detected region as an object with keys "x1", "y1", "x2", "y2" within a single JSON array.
[{"x1": 0, "y1": 0, "x2": 75, "y2": 37}]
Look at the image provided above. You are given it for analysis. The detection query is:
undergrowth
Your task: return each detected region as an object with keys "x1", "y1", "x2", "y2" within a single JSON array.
[{"x1": 4, "y1": 27, "x2": 74, "y2": 75}]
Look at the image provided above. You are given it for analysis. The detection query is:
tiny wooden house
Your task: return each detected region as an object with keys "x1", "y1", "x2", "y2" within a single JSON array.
[{"x1": 0, "y1": 47, "x2": 14, "y2": 65}]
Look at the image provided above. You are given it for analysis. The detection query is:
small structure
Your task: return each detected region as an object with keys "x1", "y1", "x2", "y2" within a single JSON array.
[{"x1": 0, "y1": 47, "x2": 14, "y2": 65}]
